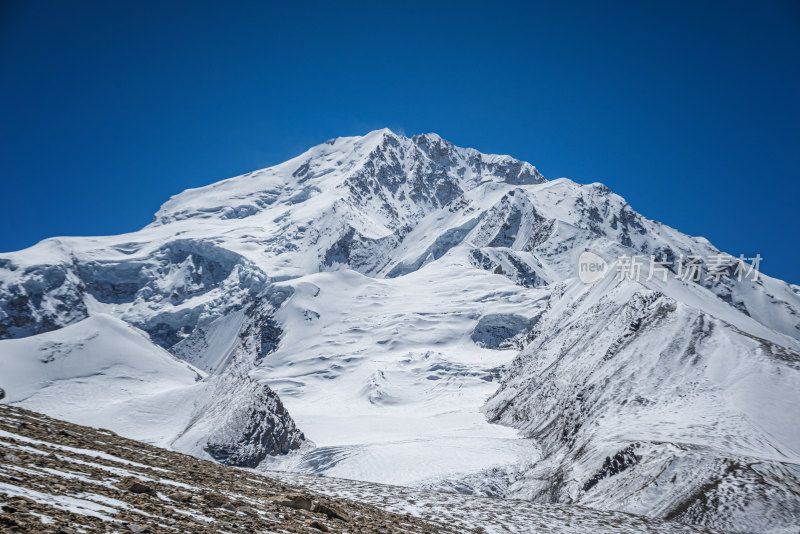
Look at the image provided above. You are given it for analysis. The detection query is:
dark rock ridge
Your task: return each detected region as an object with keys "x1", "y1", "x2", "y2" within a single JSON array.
[
  {"x1": 582, "y1": 443, "x2": 640, "y2": 491},
  {"x1": 203, "y1": 374, "x2": 304, "y2": 466},
  {"x1": 173, "y1": 290, "x2": 305, "y2": 467},
  {"x1": 471, "y1": 313, "x2": 540, "y2": 349}
]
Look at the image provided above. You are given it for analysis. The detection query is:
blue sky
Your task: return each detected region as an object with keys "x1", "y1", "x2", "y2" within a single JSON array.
[{"x1": 1, "y1": 1, "x2": 798, "y2": 282}]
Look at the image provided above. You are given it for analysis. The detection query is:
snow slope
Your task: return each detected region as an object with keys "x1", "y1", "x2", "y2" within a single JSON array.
[
  {"x1": 268, "y1": 470, "x2": 720, "y2": 534},
  {"x1": 0, "y1": 312, "x2": 305, "y2": 467},
  {"x1": 485, "y1": 278, "x2": 800, "y2": 533},
  {"x1": 0, "y1": 313, "x2": 203, "y2": 445},
  {"x1": 1, "y1": 129, "x2": 799, "y2": 532},
  {"x1": 252, "y1": 262, "x2": 543, "y2": 490}
]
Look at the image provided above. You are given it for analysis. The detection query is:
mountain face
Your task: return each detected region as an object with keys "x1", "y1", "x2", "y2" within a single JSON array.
[{"x1": 0, "y1": 129, "x2": 798, "y2": 533}]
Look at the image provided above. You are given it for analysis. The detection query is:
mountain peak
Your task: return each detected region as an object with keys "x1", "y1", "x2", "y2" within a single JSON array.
[{"x1": 150, "y1": 130, "x2": 545, "y2": 226}]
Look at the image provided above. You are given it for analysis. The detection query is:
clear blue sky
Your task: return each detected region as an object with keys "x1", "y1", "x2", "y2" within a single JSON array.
[{"x1": 1, "y1": 1, "x2": 798, "y2": 282}]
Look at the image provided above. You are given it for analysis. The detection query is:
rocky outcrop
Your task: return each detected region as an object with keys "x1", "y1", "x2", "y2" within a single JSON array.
[
  {"x1": 582, "y1": 444, "x2": 640, "y2": 491},
  {"x1": 170, "y1": 290, "x2": 305, "y2": 467},
  {"x1": 0, "y1": 261, "x2": 88, "y2": 339},
  {"x1": 201, "y1": 374, "x2": 305, "y2": 466},
  {"x1": 471, "y1": 313, "x2": 539, "y2": 349}
]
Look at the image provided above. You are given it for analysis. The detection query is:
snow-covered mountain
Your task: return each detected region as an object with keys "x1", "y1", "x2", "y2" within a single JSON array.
[{"x1": 1, "y1": 129, "x2": 798, "y2": 533}]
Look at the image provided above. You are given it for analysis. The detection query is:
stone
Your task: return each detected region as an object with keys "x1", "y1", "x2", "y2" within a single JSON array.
[
  {"x1": 167, "y1": 490, "x2": 193, "y2": 503},
  {"x1": 118, "y1": 477, "x2": 156, "y2": 496},
  {"x1": 273, "y1": 492, "x2": 313, "y2": 511},
  {"x1": 311, "y1": 501, "x2": 349, "y2": 521},
  {"x1": 201, "y1": 492, "x2": 229, "y2": 508},
  {"x1": 304, "y1": 519, "x2": 329, "y2": 532}
]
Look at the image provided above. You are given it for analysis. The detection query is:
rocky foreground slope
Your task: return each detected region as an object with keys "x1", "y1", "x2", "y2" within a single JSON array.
[{"x1": 0, "y1": 405, "x2": 719, "y2": 533}]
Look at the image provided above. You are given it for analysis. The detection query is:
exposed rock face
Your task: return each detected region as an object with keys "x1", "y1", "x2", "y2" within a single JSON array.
[
  {"x1": 0, "y1": 239, "x2": 266, "y2": 348},
  {"x1": 0, "y1": 260, "x2": 87, "y2": 340},
  {"x1": 582, "y1": 444, "x2": 640, "y2": 491},
  {"x1": 170, "y1": 291, "x2": 306, "y2": 467},
  {"x1": 202, "y1": 374, "x2": 304, "y2": 466},
  {"x1": 471, "y1": 313, "x2": 538, "y2": 349}
]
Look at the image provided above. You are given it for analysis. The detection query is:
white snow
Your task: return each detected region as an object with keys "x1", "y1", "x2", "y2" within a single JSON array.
[
  {"x1": 0, "y1": 315, "x2": 205, "y2": 448},
  {"x1": 265, "y1": 470, "x2": 711, "y2": 534},
  {"x1": 253, "y1": 260, "x2": 543, "y2": 488},
  {"x1": 0, "y1": 482, "x2": 119, "y2": 521}
]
